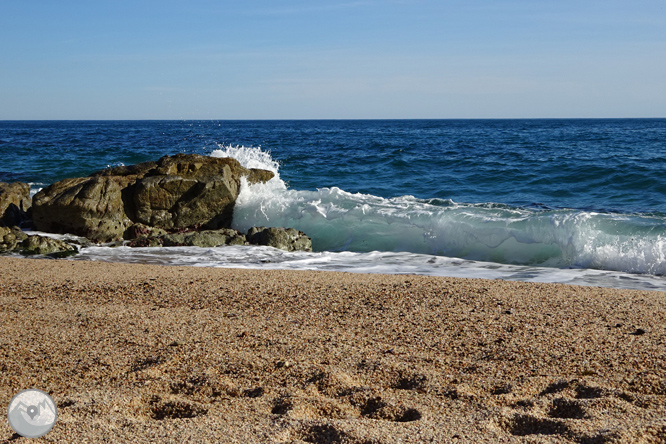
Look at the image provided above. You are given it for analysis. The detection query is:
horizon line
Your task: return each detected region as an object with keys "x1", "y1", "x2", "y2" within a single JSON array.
[{"x1": 1, "y1": 117, "x2": 665, "y2": 122}]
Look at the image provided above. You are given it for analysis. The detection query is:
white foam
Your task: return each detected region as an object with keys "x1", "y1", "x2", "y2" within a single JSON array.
[
  {"x1": 72, "y1": 245, "x2": 666, "y2": 292},
  {"x1": 28, "y1": 183, "x2": 45, "y2": 197},
  {"x1": 210, "y1": 145, "x2": 666, "y2": 277},
  {"x1": 211, "y1": 144, "x2": 280, "y2": 174}
]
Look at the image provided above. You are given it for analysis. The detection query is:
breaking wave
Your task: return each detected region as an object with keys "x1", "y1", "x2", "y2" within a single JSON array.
[{"x1": 212, "y1": 144, "x2": 666, "y2": 276}]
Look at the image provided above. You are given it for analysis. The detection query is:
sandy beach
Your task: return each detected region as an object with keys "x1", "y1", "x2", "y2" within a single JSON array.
[{"x1": 1, "y1": 256, "x2": 665, "y2": 443}]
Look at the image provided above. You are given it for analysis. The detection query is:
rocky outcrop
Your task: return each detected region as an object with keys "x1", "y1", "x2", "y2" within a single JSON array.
[
  {"x1": 0, "y1": 182, "x2": 31, "y2": 227},
  {"x1": 27, "y1": 154, "x2": 314, "y2": 254},
  {"x1": 32, "y1": 154, "x2": 275, "y2": 242},
  {"x1": 246, "y1": 227, "x2": 312, "y2": 252}
]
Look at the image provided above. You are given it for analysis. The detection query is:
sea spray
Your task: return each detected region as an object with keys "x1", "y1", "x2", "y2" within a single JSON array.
[{"x1": 211, "y1": 144, "x2": 280, "y2": 175}]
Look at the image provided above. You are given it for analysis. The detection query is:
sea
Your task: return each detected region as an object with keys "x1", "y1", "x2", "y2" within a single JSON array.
[{"x1": 1, "y1": 119, "x2": 665, "y2": 291}]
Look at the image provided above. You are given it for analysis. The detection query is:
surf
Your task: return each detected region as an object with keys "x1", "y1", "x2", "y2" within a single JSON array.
[{"x1": 212, "y1": 144, "x2": 666, "y2": 277}]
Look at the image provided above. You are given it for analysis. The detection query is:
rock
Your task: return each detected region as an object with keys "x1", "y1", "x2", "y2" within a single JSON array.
[
  {"x1": 32, "y1": 176, "x2": 134, "y2": 243},
  {"x1": 126, "y1": 227, "x2": 313, "y2": 251},
  {"x1": 161, "y1": 232, "x2": 195, "y2": 247},
  {"x1": 128, "y1": 228, "x2": 247, "y2": 248},
  {"x1": 246, "y1": 227, "x2": 312, "y2": 252},
  {"x1": 160, "y1": 228, "x2": 247, "y2": 248},
  {"x1": 0, "y1": 226, "x2": 28, "y2": 252},
  {"x1": 124, "y1": 223, "x2": 168, "y2": 240},
  {"x1": 20, "y1": 235, "x2": 77, "y2": 257},
  {"x1": 2, "y1": 234, "x2": 78, "y2": 257},
  {"x1": 32, "y1": 154, "x2": 275, "y2": 242},
  {"x1": 226, "y1": 234, "x2": 248, "y2": 246},
  {"x1": 131, "y1": 175, "x2": 233, "y2": 230},
  {"x1": 126, "y1": 155, "x2": 273, "y2": 230},
  {"x1": 127, "y1": 236, "x2": 164, "y2": 248},
  {"x1": 0, "y1": 182, "x2": 31, "y2": 227}
]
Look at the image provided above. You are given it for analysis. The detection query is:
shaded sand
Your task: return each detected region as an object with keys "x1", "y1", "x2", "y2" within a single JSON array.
[{"x1": 1, "y1": 257, "x2": 665, "y2": 443}]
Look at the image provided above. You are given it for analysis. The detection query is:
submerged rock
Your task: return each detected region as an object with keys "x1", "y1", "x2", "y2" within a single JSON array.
[
  {"x1": 246, "y1": 226, "x2": 312, "y2": 252},
  {"x1": 0, "y1": 182, "x2": 31, "y2": 227},
  {"x1": 32, "y1": 154, "x2": 275, "y2": 242}
]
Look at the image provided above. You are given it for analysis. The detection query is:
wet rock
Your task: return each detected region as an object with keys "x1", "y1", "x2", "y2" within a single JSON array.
[
  {"x1": 0, "y1": 182, "x2": 31, "y2": 227},
  {"x1": 124, "y1": 223, "x2": 168, "y2": 240},
  {"x1": 127, "y1": 236, "x2": 164, "y2": 248},
  {"x1": 246, "y1": 226, "x2": 312, "y2": 252},
  {"x1": 128, "y1": 228, "x2": 247, "y2": 248},
  {"x1": 0, "y1": 226, "x2": 28, "y2": 252},
  {"x1": 2, "y1": 227, "x2": 76, "y2": 258},
  {"x1": 19, "y1": 235, "x2": 77, "y2": 257},
  {"x1": 128, "y1": 227, "x2": 312, "y2": 251},
  {"x1": 161, "y1": 228, "x2": 247, "y2": 248}
]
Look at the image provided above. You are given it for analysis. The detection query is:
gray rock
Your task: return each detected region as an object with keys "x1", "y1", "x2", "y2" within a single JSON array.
[
  {"x1": 0, "y1": 182, "x2": 31, "y2": 227},
  {"x1": 246, "y1": 227, "x2": 312, "y2": 252}
]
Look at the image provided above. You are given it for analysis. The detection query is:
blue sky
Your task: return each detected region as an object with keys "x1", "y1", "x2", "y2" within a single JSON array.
[{"x1": 1, "y1": 0, "x2": 665, "y2": 119}]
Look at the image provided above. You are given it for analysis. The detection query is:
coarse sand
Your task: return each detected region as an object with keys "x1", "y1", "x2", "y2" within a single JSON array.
[{"x1": 1, "y1": 256, "x2": 665, "y2": 443}]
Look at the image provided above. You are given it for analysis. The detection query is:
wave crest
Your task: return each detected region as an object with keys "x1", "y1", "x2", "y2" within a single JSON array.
[{"x1": 212, "y1": 145, "x2": 666, "y2": 276}]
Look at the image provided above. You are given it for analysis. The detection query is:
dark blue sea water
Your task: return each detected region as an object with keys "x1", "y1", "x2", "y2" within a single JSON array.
[{"x1": 2, "y1": 119, "x2": 666, "y2": 290}]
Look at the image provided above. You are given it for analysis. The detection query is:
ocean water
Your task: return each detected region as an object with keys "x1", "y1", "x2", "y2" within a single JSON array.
[{"x1": 2, "y1": 119, "x2": 666, "y2": 291}]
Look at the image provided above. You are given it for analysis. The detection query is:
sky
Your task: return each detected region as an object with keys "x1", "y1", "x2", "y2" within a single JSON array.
[{"x1": 1, "y1": 0, "x2": 665, "y2": 119}]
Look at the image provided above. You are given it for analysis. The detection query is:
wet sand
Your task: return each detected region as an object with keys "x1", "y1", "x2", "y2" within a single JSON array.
[{"x1": 1, "y1": 256, "x2": 665, "y2": 443}]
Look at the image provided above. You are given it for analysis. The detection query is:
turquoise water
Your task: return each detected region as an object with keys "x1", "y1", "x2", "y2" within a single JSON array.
[{"x1": 2, "y1": 119, "x2": 666, "y2": 289}]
